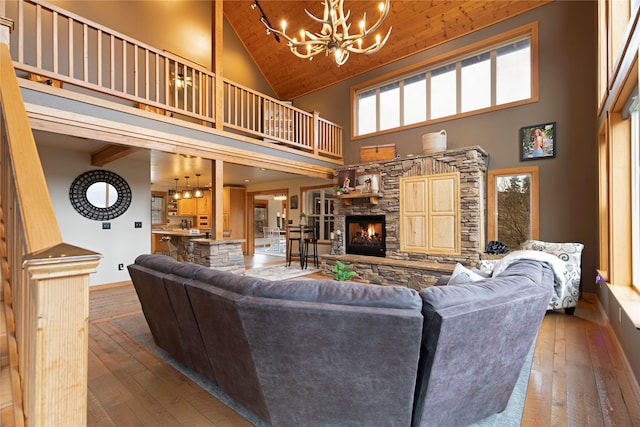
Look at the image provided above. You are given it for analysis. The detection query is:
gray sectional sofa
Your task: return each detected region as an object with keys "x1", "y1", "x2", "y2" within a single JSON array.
[{"x1": 128, "y1": 254, "x2": 553, "y2": 427}]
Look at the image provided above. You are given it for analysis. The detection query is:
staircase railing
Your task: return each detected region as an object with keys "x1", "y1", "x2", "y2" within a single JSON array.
[
  {"x1": 1, "y1": 39, "x2": 101, "y2": 426},
  {"x1": 5, "y1": 0, "x2": 343, "y2": 160}
]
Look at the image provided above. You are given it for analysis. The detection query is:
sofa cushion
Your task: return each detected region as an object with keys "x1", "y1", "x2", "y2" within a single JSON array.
[
  {"x1": 422, "y1": 260, "x2": 548, "y2": 310},
  {"x1": 249, "y1": 279, "x2": 422, "y2": 310},
  {"x1": 193, "y1": 267, "x2": 264, "y2": 295},
  {"x1": 135, "y1": 254, "x2": 180, "y2": 273}
]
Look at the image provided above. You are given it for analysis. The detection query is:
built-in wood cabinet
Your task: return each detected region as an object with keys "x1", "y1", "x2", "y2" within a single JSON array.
[
  {"x1": 399, "y1": 172, "x2": 460, "y2": 254},
  {"x1": 176, "y1": 192, "x2": 211, "y2": 217},
  {"x1": 177, "y1": 197, "x2": 196, "y2": 216},
  {"x1": 223, "y1": 186, "x2": 246, "y2": 247},
  {"x1": 197, "y1": 192, "x2": 210, "y2": 215}
]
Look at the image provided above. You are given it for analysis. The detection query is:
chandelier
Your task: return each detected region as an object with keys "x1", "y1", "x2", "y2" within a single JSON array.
[
  {"x1": 273, "y1": 193, "x2": 287, "y2": 201},
  {"x1": 255, "y1": 0, "x2": 392, "y2": 66}
]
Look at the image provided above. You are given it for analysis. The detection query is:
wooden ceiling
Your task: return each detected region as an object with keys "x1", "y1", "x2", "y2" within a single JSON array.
[{"x1": 223, "y1": 1, "x2": 550, "y2": 100}]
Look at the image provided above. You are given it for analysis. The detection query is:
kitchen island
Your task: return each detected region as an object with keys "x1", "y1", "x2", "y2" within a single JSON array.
[{"x1": 152, "y1": 229, "x2": 245, "y2": 273}]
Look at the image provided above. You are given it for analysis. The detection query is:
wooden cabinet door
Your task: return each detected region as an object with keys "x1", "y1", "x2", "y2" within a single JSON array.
[
  {"x1": 177, "y1": 198, "x2": 196, "y2": 216},
  {"x1": 399, "y1": 172, "x2": 460, "y2": 254},
  {"x1": 196, "y1": 192, "x2": 211, "y2": 215},
  {"x1": 223, "y1": 186, "x2": 246, "y2": 251},
  {"x1": 427, "y1": 173, "x2": 460, "y2": 254},
  {"x1": 400, "y1": 177, "x2": 428, "y2": 252}
]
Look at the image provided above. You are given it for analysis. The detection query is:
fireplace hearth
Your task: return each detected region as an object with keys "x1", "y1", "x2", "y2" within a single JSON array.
[{"x1": 345, "y1": 215, "x2": 385, "y2": 257}]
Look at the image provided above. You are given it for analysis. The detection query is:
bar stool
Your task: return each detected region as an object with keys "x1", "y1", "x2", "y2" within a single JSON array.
[
  {"x1": 304, "y1": 223, "x2": 319, "y2": 269},
  {"x1": 287, "y1": 226, "x2": 304, "y2": 268}
]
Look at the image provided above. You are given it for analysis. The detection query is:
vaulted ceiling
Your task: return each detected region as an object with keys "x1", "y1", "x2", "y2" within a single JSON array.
[{"x1": 223, "y1": 0, "x2": 550, "y2": 100}]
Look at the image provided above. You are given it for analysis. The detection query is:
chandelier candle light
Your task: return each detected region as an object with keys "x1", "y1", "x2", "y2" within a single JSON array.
[{"x1": 258, "y1": 0, "x2": 392, "y2": 66}]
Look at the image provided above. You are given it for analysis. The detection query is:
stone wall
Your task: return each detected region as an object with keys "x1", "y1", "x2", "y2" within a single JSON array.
[
  {"x1": 185, "y1": 238, "x2": 246, "y2": 274},
  {"x1": 321, "y1": 146, "x2": 488, "y2": 288}
]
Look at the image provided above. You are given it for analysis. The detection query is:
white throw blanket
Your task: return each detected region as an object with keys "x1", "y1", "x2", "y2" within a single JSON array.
[{"x1": 491, "y1": 250, "x2": 569, "y2": 301}]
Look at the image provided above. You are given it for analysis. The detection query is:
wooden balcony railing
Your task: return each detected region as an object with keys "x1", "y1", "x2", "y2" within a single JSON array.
[
  {"x1": 4, "y1": 0, "x2": 343, "y2": 160},
  {"x1": 1, "y1": 39, "x2": 101, "y2": 426}
]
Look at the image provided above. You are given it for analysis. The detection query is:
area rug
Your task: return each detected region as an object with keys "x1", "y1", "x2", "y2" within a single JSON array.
[
  {"x1": 113, "y1": 313, "x2": 534, "y2": 427},
  {"x1": 244, "y1": 263, "x2": 319, "y2": 281},
  {"x1": 254, "y1": 246, "x2": 286, "y2": 257}
]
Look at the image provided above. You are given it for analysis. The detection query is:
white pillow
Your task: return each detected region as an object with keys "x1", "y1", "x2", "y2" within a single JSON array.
[{"x1": 447, "y1": 263, "x2": 486, "y2": 286}]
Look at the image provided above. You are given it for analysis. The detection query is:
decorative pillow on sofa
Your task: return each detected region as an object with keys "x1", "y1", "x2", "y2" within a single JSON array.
[
  {"x1": 446, "y1": 263, "x2": 487, "y2": 286},
  {"x1": 477, "y1": 259, "x2": 500, "y2": 275}
]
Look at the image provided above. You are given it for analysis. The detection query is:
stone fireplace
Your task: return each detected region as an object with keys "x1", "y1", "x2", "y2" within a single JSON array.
[
  {"x1": 321, "y1": 146, "x2": 489, "y2": 290},
  {"x1": 345, "y1": 215, "x2": 386, "y2": 257}
]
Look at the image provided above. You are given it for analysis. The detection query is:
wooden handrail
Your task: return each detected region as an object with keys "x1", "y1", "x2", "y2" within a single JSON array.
[
  {"x1": 5, "y1": 0, "x2": 343, "y2": 160},
  {"x1": 0, "y1": 42, "x2": 60, "y2": 252},
  {"x1": 1, "y1": 41, "x2": 102, "y2": 427}
]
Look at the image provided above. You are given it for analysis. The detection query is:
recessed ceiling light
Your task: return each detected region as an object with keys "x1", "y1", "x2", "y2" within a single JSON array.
[{"x1": 244, "y1": 179, "x2": 250, "y2": 182}]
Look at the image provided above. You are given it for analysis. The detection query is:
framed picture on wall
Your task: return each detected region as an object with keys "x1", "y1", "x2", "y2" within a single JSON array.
[
  {"x1": 356, "y1": 172, "x2": 380, "y2": 193},
  {"x1": 290, "y1": 194, "x2": 298, "y2": 210},
  {"x1": 520, "y1": 122, "x2": 556, "y2": 161},
  {"x1": 337, "y1": 169, "x2": 356, "y2": 192}
]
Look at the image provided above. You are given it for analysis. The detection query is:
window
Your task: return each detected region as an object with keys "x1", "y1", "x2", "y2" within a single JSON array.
[
  {"x1": 302, "y1": 186, "x2": 335, "y2": 241},
  {"x1": 487, "y1": 167, "x2": 539, "y2": 251},
  {"x1": 352, "y1": 23, "x2": 537, "y2": 137},
  {"x1": 624, "y1": 88, "x2": 640, "y2": 291}
]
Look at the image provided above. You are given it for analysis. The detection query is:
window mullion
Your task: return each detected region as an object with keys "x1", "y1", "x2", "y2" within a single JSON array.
[
  {"x1": 399, "y1": 80, "x2": 405, "y2": 126},
  {"x1": 376, "y1": 87, "x2": 381, "y2": 132},
  {"x1": 490, "y1": 50, "x2": 497, "y2": 106},
  {"x1": 426, "y1": 71, "x2": 431, "y2": 121},
  {"x1": 455, "y1": 61, "x2": 462, "y2": 114}
]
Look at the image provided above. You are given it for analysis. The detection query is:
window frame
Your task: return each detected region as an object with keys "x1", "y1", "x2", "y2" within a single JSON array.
[
  {"x1": 487, "y1": 166, "x2": 540, "y2": 250},
  {"x1": 350, "y1": 22, "x2": 539, "y2": 140},
  {"x1": 301, "y1": 184, "x2": 335, "y2": 242},
  {"x1": 624, "y1": 88, "x2": 640, "y2": 292}
]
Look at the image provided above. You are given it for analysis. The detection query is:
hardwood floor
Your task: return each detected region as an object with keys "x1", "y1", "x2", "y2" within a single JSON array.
[{"x1": 87, "y1": 259, "x2": 640, "y2": 426}]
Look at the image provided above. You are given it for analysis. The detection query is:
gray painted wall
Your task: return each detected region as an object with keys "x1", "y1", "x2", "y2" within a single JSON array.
[
  {"x1": 37, "y1": 142, "x2": 152, "y2": 286},
  {"x1": 295, "y1": 1, "x2": 598, "y2": 293}
]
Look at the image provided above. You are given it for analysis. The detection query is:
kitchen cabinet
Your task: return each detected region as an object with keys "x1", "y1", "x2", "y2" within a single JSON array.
[
  {"x1": 197, "y1": 192, "x2": 211, "y2": 215},
  {"x1": 176, "y1": 191, "x2": 211, "y2": 217},
  {"x1": 223, "y1": 186, "x2": 246, "y2": 249},
  {"x1": 177, "y1": 197, "x2": 196, "y2": 216}
]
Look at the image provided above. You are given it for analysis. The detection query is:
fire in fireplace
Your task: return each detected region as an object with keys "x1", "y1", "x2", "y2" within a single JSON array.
[{"x1": 345, "y1": 215, "x2": 386, "y2": 257}]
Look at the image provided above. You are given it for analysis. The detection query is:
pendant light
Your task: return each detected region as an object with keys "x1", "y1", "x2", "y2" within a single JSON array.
[
  {"x1": 172, "y1": 178, "x2": 181, "y2": 200},
  {"x1": 182, "y1": 176, "x2": 192, "y2": 199},
  {"x1": 194, "y1": 173, "x2": 204, "y2": 198}
]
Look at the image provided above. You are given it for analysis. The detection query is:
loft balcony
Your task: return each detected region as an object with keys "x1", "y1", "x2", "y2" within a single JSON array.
[{"x1": 3, "y1": 0, "x2": 343, "y2": 172}]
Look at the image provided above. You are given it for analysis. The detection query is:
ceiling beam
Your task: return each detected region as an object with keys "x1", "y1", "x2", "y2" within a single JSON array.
[{"x1": 91, "y1": 144, "x2": 139, "y2": 166}]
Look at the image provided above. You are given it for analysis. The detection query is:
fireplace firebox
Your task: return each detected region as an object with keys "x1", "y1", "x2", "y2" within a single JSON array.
[{"x1": 345, "y1": 215, "x2": 386, "y2": 257}]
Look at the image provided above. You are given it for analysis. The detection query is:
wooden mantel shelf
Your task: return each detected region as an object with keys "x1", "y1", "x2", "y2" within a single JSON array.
[{"x1": 336, "y1": 190, "x2": 382, "y2": 206}]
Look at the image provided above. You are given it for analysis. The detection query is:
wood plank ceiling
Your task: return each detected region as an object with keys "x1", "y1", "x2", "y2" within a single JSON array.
[{"x1": 223, "y1": 0, "x2": 550, "y2": 100}]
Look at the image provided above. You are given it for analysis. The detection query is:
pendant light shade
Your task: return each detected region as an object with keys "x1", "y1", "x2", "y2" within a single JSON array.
[
  {"x1": 172, "y1": 178, "x2": 181, "y2": 200},
  {"x1": 194, "y1": 173, "x2": 204, "y2": 198},
  {"x1": 182, "y1": 176, "x2": 192, "y2": 199}
]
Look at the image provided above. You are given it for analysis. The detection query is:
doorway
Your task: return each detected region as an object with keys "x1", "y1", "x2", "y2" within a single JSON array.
[{"x1": 246, "y1": 190, "x2": 288, "y2": 255}]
